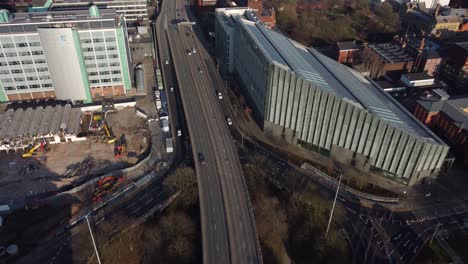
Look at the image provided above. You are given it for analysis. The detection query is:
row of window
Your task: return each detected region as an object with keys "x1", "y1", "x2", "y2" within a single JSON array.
[
  {"x1": 1, "y1": 42, "x2": 41, "y2": 49},
  {"x1": 81, "y1": 38, "x2": 116, "y2": 44},
  {"x1": 90, "y1": 77, "x2": 122, "y2": 84},
  {"x1": 0, "y1": 50, "x2": 43, "y2": 57},
  {"x1": 4, "y1": 83, "x2": 52, "y2": 90},
  {"x1": 0, "y1": 59, "x2": 46, "y2": 66},
  {"x1": 84, "y1": 46, "x2": 117, "y2": 52},
  {"x1": 84, "y1": 54, "x2": 119, "y2": 60},
  {"x1": 89, "y1": 70, "x2": 122, "y2": 76}
]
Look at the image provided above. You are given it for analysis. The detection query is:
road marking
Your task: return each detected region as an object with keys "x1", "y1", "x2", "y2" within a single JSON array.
[{"x1": 214, "y1": 223, "x2": 217, "y2": 230}]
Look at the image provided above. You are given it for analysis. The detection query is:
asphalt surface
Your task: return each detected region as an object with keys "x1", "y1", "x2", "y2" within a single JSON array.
[{"x1": 155, "y1": 1, "x2": 261, "y2": 263}]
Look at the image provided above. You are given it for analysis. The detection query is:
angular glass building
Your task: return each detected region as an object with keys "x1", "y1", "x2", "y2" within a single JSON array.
[
  {"x1": 215, "y1": 8, "x2": 450, "y2": 185},
  {"x1": 0, "y1": 7, "x2": 132, "y2": 103}
]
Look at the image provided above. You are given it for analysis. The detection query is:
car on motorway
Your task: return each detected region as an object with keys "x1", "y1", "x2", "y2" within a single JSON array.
[
  {"x1": 226, "y1": 117, "x2": 232, "y2": 126},
  {"x1": 165, "y1": 59, "x2": 169, "y2": 65},
  {"x1": 192, "y1": 48, "x2": 196, "y2": 53},
  {"x1": 198, "y1": 152, "x2": 206, "y2": 164},
  {"x1": 198, "y1": 66, "x2": 203, "y2": 73},
  {"x1": 187, "y1": 50, "x2": 192, "y2": 56},
  {"x1": 170, "y1": 86, "x2": 174, "y2": 92},
  {"x1": 177, "y1": 129, "x2": 182, "y2": 137},
  {"x1": 217, "y1": 91, "x2": 223, "y2": 99}
]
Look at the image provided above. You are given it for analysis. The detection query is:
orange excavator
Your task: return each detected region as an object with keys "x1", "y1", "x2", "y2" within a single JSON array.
[{"x1": 93, "y1": 176, "x2": 118, "y2": 201}]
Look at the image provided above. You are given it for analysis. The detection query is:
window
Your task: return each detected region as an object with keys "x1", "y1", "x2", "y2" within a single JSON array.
[
  {"x1": 109, "y1": 54, "x2": 118, "y2": 59},
  {"x1": 112, "y1": 77, "x2": 122, "y2": 82},
  {"x1": 84, "y1": 56, "x2": 94, "y2": 60},
  {"x1": 17, "y1": 43, "x2": 28, "y2": 48},
  {"x1": 105, "y1": 37, "x2": 116, "y2": 42},
  {"x1": 31, "y1": 51, "x2": 43, "y2": 55},
  {"x1": 6, "y1": 52, "x2": 17, "y2": 57},
  {"x1": 14, "y1": 77, "x2": 25, "y2": 82},
  {"x1": 2, "y1": 78, "x2": 13, "y2": 83},
  {"x1": 17, "y1": 85, "x2": 28, "y2": 89},
  {"x1": 9, "y1": 61, "x2": 20, "y2": 66},
  {"x1": 37, "y1": 68, "x2": 48, "y2": 72},
  {"x1": 42, "y1": 83, "x2": 52, "y2": 88},
  {"x1": 0, "y1": 62, "x2": 7, "y2": 66},
  {"x1": 90, "y1": 79, "x2": 100, "y2": 84},
  {"x1": 2, "y1": 43, "x2": 14, "y2": 48},
  {"x1": 39, "y1": 75, "x2": 50, "y2": 80},
  {"x1": 107, "y1": 46, "x2": 116, "y2": 51},
  {"x1": 0, "y1": 70, "x2": 9, "y2": 74},
  {"x1": 89, "y1": 72, "x2": 98, "y2": 76},
  {"x1": 109, "y1": 62, "x2": 119, "y2": 67},
  {"x1": 27, "y1": 76, "x2": 38, "y2": 81},
  {"x1": 111, "y1": 70, "x2": 120, "y2": 74},
  {"x1": 29, "y1": 42, "x2": 41, "y2": 47},
  {"x1": 29, "y1": 84, "x2": 40, "y2": 89},
  {"x1": 95, "y1": 47, "x2": 105, "y2": 51},
  {"x1": 99, "y1": 71, "x2": 110, "y2": 75},
  {"x1": 101, "y1": 78, "x2": 111, "y2": 82},
  {"x1": 19, "y1": 51, "x2": 31, "y2": 56},
  {"x1": 4, "y1": 86, "x2": 15, "y2": 90},
  {"x1": 24, "y1": 68, "x2": 35, "y2": 73},
  {"x1": 11, "y1": 69, "x2": 23, "y2": 74},
  {"x1": 22, "y1": 60, "x2": 33, "y2": 65},
  {"x1": 96, "y1": 55, "x2": 106, "y2": 60},
  {"x1": 34, "y1": 59, "x2": 46, "y2": 64}
]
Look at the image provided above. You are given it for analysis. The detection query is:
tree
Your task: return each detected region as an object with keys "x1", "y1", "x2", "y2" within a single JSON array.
[
  {"x1": 376, "y1": 2, "x2": 400, "y2": 30},
  {"x1": 361, "y1": 47, "x2": 385, "y2": 78},
  {"x1": 164, "y1": 167, "x2": 198, "y2": 210}
]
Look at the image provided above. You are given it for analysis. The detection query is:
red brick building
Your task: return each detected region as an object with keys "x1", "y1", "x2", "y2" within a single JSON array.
[
  {"x1": 414, "y1": 89, "x2": 468, "y2": 169},
  {"x1": 247, "y1": 0, "x2": 276, "y2": 28},
  {"x1": 335, "y1": 41, "x2": 360, "y2": 65}
]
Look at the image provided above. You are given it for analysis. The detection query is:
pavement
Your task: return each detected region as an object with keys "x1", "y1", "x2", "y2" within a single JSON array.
[{"x1": 155, "y1": 0, "x2": 261, "y2": 263}]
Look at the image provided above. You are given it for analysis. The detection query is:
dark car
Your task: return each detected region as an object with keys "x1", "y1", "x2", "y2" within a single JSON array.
[{"x1": 198, "y1": 152, "x2": 206, "y2": 164}]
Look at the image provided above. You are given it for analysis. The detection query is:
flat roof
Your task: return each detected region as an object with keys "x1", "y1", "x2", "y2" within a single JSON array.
[
  {"x1": 229, "y1": 12, "x2": 440, "y2": 140},
  {"x1": 0, "y1": 104, "x2": 81, "y2": 141},
  {"x1": 0, "y1": 8, "x2": 116, "y2": 26},
  {"x1": 368, "y1": 43, "x2": 414, "y2": 64},
  {"x1": 401, "y1": 72, "x2": 434, "y2": 81}
]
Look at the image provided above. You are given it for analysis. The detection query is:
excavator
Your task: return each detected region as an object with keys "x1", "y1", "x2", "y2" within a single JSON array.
[
  {"x1": 22, "y1": 139, "x2": 50, "y2": 158},
  {"x1": 102, "y1": 120, "x2": 116, "y2": 144},
  {"x1": 113, "y1": 134, "x2": 127, "y2": 158},
  {"x1": 93, "y1": 175, "x2": 119, "y2": 202}
]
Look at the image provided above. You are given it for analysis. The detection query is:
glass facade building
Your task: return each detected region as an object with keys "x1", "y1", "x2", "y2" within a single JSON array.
[{"x1": 215, "y1": 8, "x2": 450, "y2": 185}]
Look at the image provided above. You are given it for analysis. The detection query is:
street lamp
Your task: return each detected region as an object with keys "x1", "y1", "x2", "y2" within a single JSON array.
[
  {"x1": 85, "y1": 215, "x2": 102, "y2": 264},
  {"x1": 325, "y1": 171, "x2": 343, "y2": 239}
]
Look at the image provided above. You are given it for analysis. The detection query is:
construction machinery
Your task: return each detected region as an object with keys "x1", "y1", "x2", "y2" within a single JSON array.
[
  {"x1": 102, "y1": 120, "x2": 116, "y2": 144},
  {"x1": 113, "y1": 134, "x2": 127, "y2": 158},
  {"x1": 93, "y1": 175, "x2": 118, "y2": 201},
  {"x1": 22, "y1": 139, "x2": 50, "y2": 158}
]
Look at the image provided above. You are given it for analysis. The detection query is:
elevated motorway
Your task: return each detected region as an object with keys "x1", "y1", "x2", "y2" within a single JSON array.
[{"x1": 155, "y1": 0, "x2": 262, "y2": 263}]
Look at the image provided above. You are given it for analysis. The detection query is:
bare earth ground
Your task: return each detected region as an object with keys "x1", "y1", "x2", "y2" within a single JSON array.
[{"x1": 0, "y1": 108, "x2": 149, "y2": 203}]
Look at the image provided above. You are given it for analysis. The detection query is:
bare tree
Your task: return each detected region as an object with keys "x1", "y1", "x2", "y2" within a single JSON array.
[{"x1": 360, "y1": 47, "x2": 385, "y2": 78}]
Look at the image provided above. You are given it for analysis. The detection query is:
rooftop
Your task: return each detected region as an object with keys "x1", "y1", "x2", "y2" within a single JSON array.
[
  {"x1": 401, "y1": 72, "x2": 433, "y2": 81},
  {"x1": 418, "y1": 95, "x2": 468, "y2": 129},
  {"x1": 0, "y1": 104, "x2": 81, "y2": 141},
  {"x1": 337, "y1": 41, "x2": 360, "y2": 51},
  {"x1": 368, "y1": 43, "x2": 414, "y2": 64},
  {"x1": 0, "y1": 8, "x2": 116, "y2": 26},
  {"x1": 223, "y1": 9, "x2": 441, "y2": 141}
]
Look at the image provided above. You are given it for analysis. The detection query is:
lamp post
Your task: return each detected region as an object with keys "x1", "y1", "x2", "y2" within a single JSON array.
[{"x1": 325, "y1": 171, "x2": 343, "y2": 239}]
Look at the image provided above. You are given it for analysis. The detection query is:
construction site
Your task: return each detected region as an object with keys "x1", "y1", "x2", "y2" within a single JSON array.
[{"x1": 0, "y1": 100, "x2": 150, "y2": 203}]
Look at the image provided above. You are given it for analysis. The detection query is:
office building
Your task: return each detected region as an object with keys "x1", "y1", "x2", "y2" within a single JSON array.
[
  {"x1": 29, "y1": 0, "x2": 148, "y2": 23},
  {"x1": 439, "y1": 42, "x2": 468, "y2": 92},
  {"x1": 215, "y1": 7, "x2": 450, "y2": 186},
  {"x1": 0, "y1": 7, "x2": 132, "y2": 103}
]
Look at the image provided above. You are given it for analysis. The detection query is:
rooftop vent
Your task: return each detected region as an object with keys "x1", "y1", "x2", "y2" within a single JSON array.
[
  {"x1": 0, "y1": 10, "x2": 10, "y2": 23},
  {"x1": 89, "y1": 5, "x2": 100, "y2": 18}
]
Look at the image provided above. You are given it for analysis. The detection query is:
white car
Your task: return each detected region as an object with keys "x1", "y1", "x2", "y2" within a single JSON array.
[
  {"x1": 177, "y1": 129, "x2": 182, "y2": 137},
  {"x1": 192, "y1": 48, "x2": 196, "y2": 53},
  {"x1": 165, "y1": 59, "x2": 169, "y2": 65},
  {"x1": 217, "y1": 92, "x2": 223, "y2": 99},
  {"x1": 170, "y1": 86, "x2": 174, "y2": 92},
  {"x1": 188, "y1": 51, "x2": 192, "y2": 56},
  {"x1": 226, "y1": 117, "x2": 232, "y2": 126}
]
